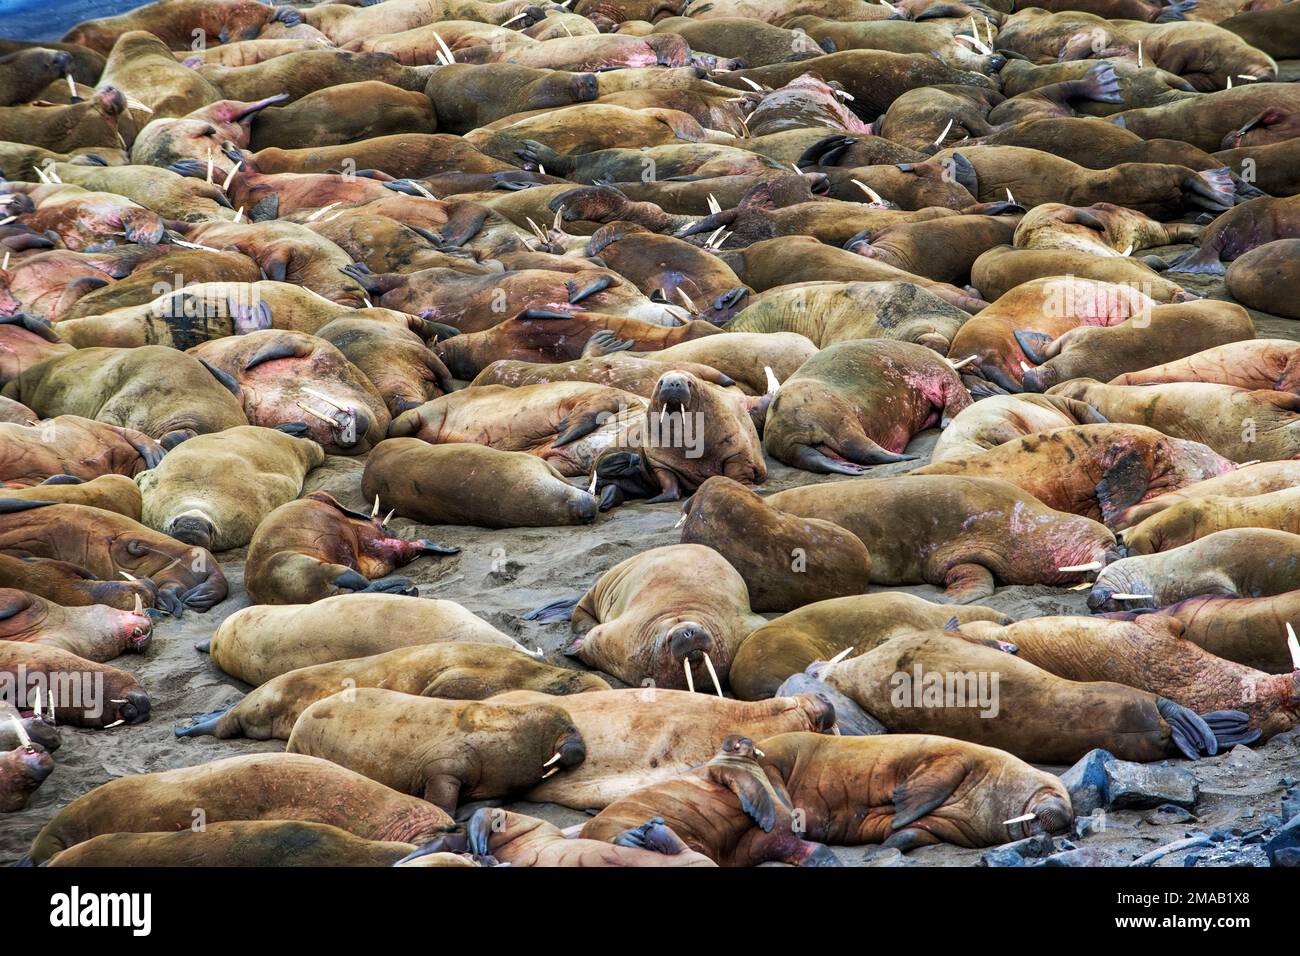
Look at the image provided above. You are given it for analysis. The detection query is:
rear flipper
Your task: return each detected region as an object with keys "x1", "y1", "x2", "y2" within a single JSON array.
[
  {"x1": 1155, "y1": 0, "x2": 1196, "y2": 22},
  {"x1": 524, "y1": 596, "x2": 580, "y2": 623},
  {"x1": 941, "y1": 563, "x2": 996, "y2": 604},
  {"x1": 1013, "y1": 329, "x2": 1055, "y2": 365},
  {"x1": 1157, "y1": 696, "x2": 1218, "y2": 759},
  {"x1": 415, "y1": 539, "x2": 460, "y2": 557},
  {"x1": 788, "y1": 444, "x2": 867, "y2": 475},
  {"x1": 1200, "y1": 709, "x2": 1261, "y2": 748},
  {"x1": 1167, "y1": 245, "x2": 1225, "y2": 275},
  {"x1": 614, "y1": 817, "x2": 692, "y2": 855},
  {"x1": 582, "y1": 329, "x2": 634, "y2": 357},
  {"x1": 333, "y1": 568, "x2": 417, "y2": 596},
  {"x1": 174, "y1": 703, "x2": 235, "y2": 738}
]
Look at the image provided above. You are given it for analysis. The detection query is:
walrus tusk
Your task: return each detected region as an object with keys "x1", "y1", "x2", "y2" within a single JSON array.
[
  {"x1": 707, "y1": 193, "x2": 721, "y2": 214},
  {"x1": 543, "y1": 751, "x2": 563, "y2": 768},
  {"x1": 946, "y1": 355, "x2": 978, "y2": 370},
  {"x1": 1121, "y1": 243, "x2": 1134, "y2": 257},
  {"x1": 2, "y1": 252, "x2": 8, "y2": 270},
  {"x1": 32, "y1": 165, "x2": 50, "y2": 183},
  {"x1": 383, "y1": 509, "x2": 395, "y2": 526},
  {"x1": 587, "y1": 471, "x2": 598, "y2": 495},
  {"x1": 673, "y1": 512, "x2": 687, "y2": 529},
  {"x1": 1109, "y1": 593, "x2": 1154, "y2": 600},
  {"x1": 104, "y1": 719, "x2": 125, "y2": 728},
  {"x1": 125, "y1": 98, "x2": 153, "y2": 114},
  {"x1": 553, "y1": 204, "x2": 565, "y2": 231},
  {"x1": 0, "y1": 216, "x2": 14, "y2": 227},
  {"x1": 8, "y1": 715, "x2": 30, "y2": 748},
  {"x1": 1069, "y1": 582, "x2": 1093, "y2": 591},
  {"x1": 1019, "y1": 360, "x2": 1033, "y2": 373},
  {"x1": 304, "y1": 201, "x2": 342, "y2": 222},
  {"x1": 169, "y1": 237, "x2": 220, "y2": 252},
  {"x1": 432, "y1": 31, "x2": 455, "y2": 64},
  {"x1": 1003, "y1": 812, "x2": 1036, "y2": 826},
  {"x1": 674, "y1": 287, "x2": 696, "y2": 312},
  {"x1": 501, "y1": 11, "x2": 527, "y2": 25},
  {"x1": 831, "y1": 724, "x2": 841, "y2": 735},
  {"x1": 1059, "y1": 561, "x2": 1103, "y2": 572},
  {"x1": 683, "y1": 658, "x2": 696, "y2": 693},
  {"x1": 66, "y1": 73, "x2": 77, "y2": 98},
  {"x1": 704, "y1": 225, "x2": 726, "y2": 250},
  {"x1": 361, "y1": 295, "x2": 373, "y2": 309},
  {"x1": 754, "y1": 746, "x2": 765, "y2": 756},
  {"x1": 1286, "y1": 623, "x2": 1300, "y2": 669},
  {"x1": 1006, "y1": 188, "x2": 1015, "y2": 205},
  {"x1": 954, "y1": 33, "x2": 992, "y2": 56},
  {"x1": 764, "y1": 366, "x2": 781, "y2": 394},
  {"x1": 296, "y1": 403, "x2": 335, "y2": 425},
  {"x1": 852, "y1": 180, "x2": 884, "y2": 205},
  {"x1": 1226, "y1": 76, "x2": 1233, "y2": 89},
  {"x1": 372, "y1": 495, "x2": 381, "y2": 519},
  {"x1": 525, "y1": 217, "x2": 547, "y2": 243},
  {"x1": 934, "y1": 118, "x2": 954, "y2": 146},
  {"x1": 1137, "y1": 41, "x2": 1143, "y2": 68},
  {"x1": 833, "y1": 88, "x2": 855, "y2": 101},
  {"x1": 120, "y1": 571, "x2": 137, "y2": 581},
  {"x1": 703, "y1": 653, "x2": 724, "y2": 698},
  {"x1": 109, "y1": 699, "x2": 128, "y2": 703},
  {"x1": 233, "y1": 207, "x2": 244, "y2": 222},
  {"x1": 409, "y1": 180, "x2": 437, "y2": 201},
  {"x1": 302, "y1": 387, "x2": 347, "y2": 412},
  {"x1": 220, "y1": 161, "x2": 242, "y2": 192},
  {"x1": 1238, "y1": 460, "x2": 1261, "y2": 467},
  {"x1": 32, "y1": 688, "x2": 42, "y2": 720},
  {"x1": 134, "y1": 593, "x2": 143, "y2": 614}
]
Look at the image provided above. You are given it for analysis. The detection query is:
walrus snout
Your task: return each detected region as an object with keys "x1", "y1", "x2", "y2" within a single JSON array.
[
  {"x1": 720, "y1": 734, "x2": 757, "y2": 759},
  {"x1": 168, "y1": 513, "x2": 215, "y2": 552},
  {"x1": 115, "y1": 689, "x2": 152, "y2": 725},
  {"x1": 569, "y1": 492, "x2": 599, "y2": 524},
  {"x1": 554, "y1": 729, "x2": 586, "y2": 770},
  {"x1": 17, "y1": 744, "x2": 55, "y2": 784},
  {"x1": 116, "y1": 608, "x2": 154, "y2": 653},
  {"x1": 1017, "y1": 788, "x2": 1072, "y2": 837},
  {"x1": 668, "y1": 622, "x2": 712, "y2": 663},
  {"x1": 654, "y1": 373, "x2": 692, "y2": 413}
]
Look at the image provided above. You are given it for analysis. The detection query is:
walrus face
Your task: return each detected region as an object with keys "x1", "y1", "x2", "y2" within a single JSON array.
[
  {"x1": 1087, "y1": 563, "x2": 1155, "y2": 613},
  {"x1": 847, "y1": 163, "x2": 975, "y2": 211},
  {"x1": 107, "y1": 687, "x2": 151, "y2": 726},
  {"x1": 718, "y1": 735, "x2": 759, "y2": 760},
  {"x1": 659, "y1": 619, "x2": 723, "y2": 692},
  {"x1": 1009, "y1": 786, "x2": 1073, "y2": 839},
  {"x1": 108, "y1": 534, "x2": 227, "y2": 615},
  {"x1": 645, "y1": 372, "x2": 766, "y2": 490},
  {"x1": 550, "y1": 723, "x2": 586, "y2": 771},
  {"x1": 165, "y1": 510, "x2": 217, "y2": 552},
  {"x1": 6, "y1": 742, "x2": 54, "y2": 787}
]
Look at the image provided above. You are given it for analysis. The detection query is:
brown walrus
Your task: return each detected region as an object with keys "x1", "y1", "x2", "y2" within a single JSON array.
[
  {"x1": 1225, "y1": 239, "x2": 1300, "y2": 319},
  {"x1": 315, "y1": 318, "x2": 453, "y2": 417},
  {"x1": 204, "y1": 593, "x2": 526, "y2": 686},
  {"x1": 915, "y1": 424, "x2": 1237, "y2": 526},
  {"x1": 0, "y1": 416, "x2": 163, "y2": 486},
  {"x1": 247, "y1": 81, "x2": 437, "y2": 151},
  {"x1": 0, "y1": 640, "x2": 149, "y2": 729},
  {"x1": 730, "y1": 592, "x2": 1012, "y2": 701},
  {"x1": 3, "y1": 347, "x2": 248, "y2": 449},
  {"x1": 487, "y1": 688, "x2": 835, "y2": 809},
  {"x1": 0, "y1": 314, "x2": 73, "y2": 385},
  {"x1": 0, "y1": 736, "x2": 53, "y2": 813},
  {"x1": 0, "y1": 552, "x2": 155, "y2": 613},
  {"x1": 825, "y1": 630, "x2": 1247, "y2": 762},
  {"x1": 763, "y1": 339, "x2": 970, "y2": 474},
  {"x1": 756, "y1": 732, "x2": 1073, "y2": 852},
  {"x1": 243, "y1": 491, "x2": 458, "y2": 605},
  {"x1": 62, "y1": 0, "x2": 288, "y2": 55},
  {"x1": 678, "y1": 476, "x2": 872, "y2": 613},
  {"x1": 470, "y1": 350, "x2": 738, "y2": 397},
  {"x1": 0, "y1": 587, "x2": 151, "y2": 662},
  {"x1": 96, "y1": 30, "x2": 221, "y2": 120},
  {"x1": 958, "y1": 615, "x2": 1291, "y2": 742},
  {"x1": 362, "y1": 438, "x2": 599, "y2": 529},
  {"x1": 0, "y1": 474, "x2": 140, "y2": 519},
  {"x1": 177, "y1": 642, "x2": 609, "y2": 741},
  {"x1": 286, "y1": 688, "x2": 587, "y2": 813},
  {"x1": 0, "y1": 500, "x2": 226, "y2": 616},
  {"x1": 931, "y1": 394, "x2": 1108, "y2": 462},
  {"x1": 767, "y1": 475, "x2": 1122, "y2": 603},
  {"x1": 970, "y1": 246, "x2": 1192, "y2": 305},
  {"x1": 0, "y1": 87, "x2": 129, "y2": 154},
  {"x1": 1111, "y1": 460, "x2": 1300, "y2": 529},
  {"x1": 1169, "y1": 195, "x2": 1300, "y2": 274},
  {"x1": 630, "y1": 332, "x2": 817, "y2": 396},
  {"x1": 1121, "y1": 486, "x2": 1300, "y2": 555},
  {"x1": 23, "y1": 752, "x2": 454, "y2": 865},
  {"x1": 582, "y1": 735, "x2": 839, "y2": 866},
  {"x1": 1110, "y1": 339, "x2": 1300, "y2": 393}
]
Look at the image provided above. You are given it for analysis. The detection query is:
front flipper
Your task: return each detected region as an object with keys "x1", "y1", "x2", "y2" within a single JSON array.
[
  {"x1": 524, "y1": 596, "x2": 580, "y2": 623},
  {"x1": 891, "y1": 753, "x2": 967, "y2": 831},
  {"x1": 710, "y1": 765, "x2": 784, "y2": 833},
  {"x1": 613, "y1": 817, "x2": 691, "y2": 855},
  {"x1": 423, "y1": 773, "x2": 463, "y2": 816},
  {"x1": 940, "y1": 563, "x2": 996, "y2": 604},
  {"x1": 414, "y1": 539, "x2": 460, "y2": 557},
  {"x1": 1200, "y1": 709, "x2": 1261, "y2": 749},
  {"x1": 1096, "y1": 451, "x2": 1151, "y2": 527},
  {"x1": 1013, "y1": 329, "x2": 1054, "y2": 365},
  {"x1": 1156, "y1": 696, "x2": 1218, "y2": 759}
]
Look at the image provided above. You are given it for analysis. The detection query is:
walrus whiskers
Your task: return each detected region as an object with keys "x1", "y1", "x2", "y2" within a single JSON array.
[
  {"x1": 1058, "y1": 561, "x2": 1103, "y2": 572},
  {"x1": 702, "y1": 653, "x2": 723, "y2": 697}
]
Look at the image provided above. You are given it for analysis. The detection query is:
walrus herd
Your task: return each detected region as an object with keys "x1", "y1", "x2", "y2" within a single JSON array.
[{"x1": 2, "y1": 0, "x2": 1299, "y2": 870}]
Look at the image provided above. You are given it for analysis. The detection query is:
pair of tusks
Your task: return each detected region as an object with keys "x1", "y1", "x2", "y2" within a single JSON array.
[
  {"x1": 370, "y1": 495, "x2": 395, "y2": 526},
  {"x1": 304, "y1": 201, "x2": 342, "y2": 222},
  {"x1": 706, "y1": 193, "x2": 722, "y2": 215},
  {"x1": 32, "y1": 164, "x2": 62, "y2": 184},
  {"x1": 431, "y1": 31, "x2": 455, "y2": 66},
  {"x1": 683, "y1": 653, "x2": 724, "y2": 697},
  {"x1": 702, "y1": 226, "x2": 729, "y2": 250},
  {"x1": 298, "y1": 387, "x2": 356, "y2": 433},
  {"x1": 541, "y1": 749, "x2": 565, "y2": 779},
  {"x1": 675, "y1": 287, "x2": 697, "y2": 312},
  {"x1": 852, "y1": 180, "x2": 886, "y2": 205}
]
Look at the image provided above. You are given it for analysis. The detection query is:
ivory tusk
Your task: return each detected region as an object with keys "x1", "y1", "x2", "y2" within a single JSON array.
[
  {"x1": 852, "y1": 180, "x2": 884, "y2": 205},
  {"x1": 764, "y1": 366, "x2": 781, "y2": 394},
  {"x1": 66, "y1": 73, "x2": 77, "y2": 98},
  {"x1": 703, "y1": 652, "x2": 723, "y2": 698},
  {"x1": 707, "y1": 193, "x2": 721, "y2": 214},
  {"x1": 383, "y1": 509, "x2": 395, "y2": 526},
  {"x1": 103, "y1": 719, "x2": 125, "y2": 728},
  {"x1": 674, "y1": 287, "x2": 696, "y2": 312},
  {"x1": 587, "y1": 470, "x2": 598, "y2": 495},
  {"x1": 1003, "y1": 812, "x2": 1036, "y2": 826},
  {"x1": 8, "y1": 715, "x2": 30, "y2": 748},
  {"x1": 432, "y1": 31, "x2": 455, "y2": 64},
  {"x1": 221, "y1": 161, "x2": 242, "y2": 192},
  {"x1": 120, "y1": 571, "x2": 137, "y2": 581},
  {"x1": 683, "y1": 658, "x2": 695, "y2": 694},
  {"x1": 934, "y1": 117, "x2": 954, "y2": 146},
  {"x1": 302, "y1": 386, "x2": 347, "y2": 411},
  {"x1": 946, "y1": 355, "x2": 978, "y2": 370},
  {"x1": 543, "y1": 751, "x2": 563, "y2": 768},
  {"x1": 1058, "y1": 561, "x2": 1103, "y2": 572},
  {"x1": 1286, "y1": 622, "x2": 1299, "y2": 669},
  {"x1": 233, "y1": 206, "x2": 244, "y2": 222},
  {"x1": 134, "y1": 593, "x2": 143, "y2": 614},
  {"x1": 296, "y1": 403, "x2": 334, "y2": 425},
  {"x1": 673, "y1": 512, "x2": 687, "y2": 529},
  {"x1": 553, "y1": 204, "x2": 565, "y2": 231},
  {"x1": 126, "y1": 98, "x2": 153, "y2": 114},
  {"x1": 1108, "y1": 593, "x2": 1154, "y2": 600},
  {"x1": 1019, "y1": 360, "x2": 1033, "y2": 373},
  {"x1": 304, "y1": 201, "x2": 342, "y2": 222},
  {"x1": 372, "y1": 495, "x2": 381, "y2": 518}
]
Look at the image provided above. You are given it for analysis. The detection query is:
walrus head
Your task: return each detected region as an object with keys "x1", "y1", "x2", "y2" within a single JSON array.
[
  {"x1": 643, "y1": 371, "x2": 767, "y2": 493},
  {"x1": 3, "y1": 740, "x2": 54, "y2": 790},
  {"x1": 1006, "y1": 785, "x2": 1073, "y2": 840},
  {"x1": 107, "y1": 531, "x2": 227, "y2": 616},
  {"x1": 165, "y1": 509, "x2": 218, "y2": 553}
]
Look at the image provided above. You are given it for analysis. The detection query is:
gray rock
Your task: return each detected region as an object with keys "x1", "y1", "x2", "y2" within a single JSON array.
[
  {"x1": 980, "y1": 834, "x2": 1054, "y2": 867},
  {"x1": 979, "y1": 847, "x2": 1025, "y2": 867},
  {"x1": 1060, "y1": 749, "x2": 1198, "y2": 813},
  {"x1": 1265, "y1": 812, "x2": 1300, "y2": 866},
  {"x1": 1144, "y1": 804, "x2": 1198, "y2": 826},
  {"x1": 1036, "y1": 847, "x2": 1108, "y2": 867},
  {"x1": 1275, "y1": 847, "x2": 1300, "y2": 867},
  {"x1": 1060, "y1": 748, "x2": 1112, "y2": 816},
  {"x1": 776, "y1": 672, "x2": 886, "y2": 736}
]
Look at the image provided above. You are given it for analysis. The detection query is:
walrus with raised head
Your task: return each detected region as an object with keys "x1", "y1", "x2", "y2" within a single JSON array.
[
  {"x1": 488, "y1": 688, "x2": 835, "y2": 809},
  {"x1": 931, "y1": 394, "x2": 1108, "y2": 462},
  {"x1": 243, "y1": 491, "x2": 458, "y2": 605},
  {"x1": 362, "y1": 438, "x2": 599, "y2": 529},
  {"x1": 24, "y1": 752, "x2": 454, "y2": 865},
  {"x1": 3, "y1": 347, "x2": 248, "y2": 449},
  {"x1": 678, "y1": 476, "x2": 871, "y2": 613},
  {"x1": 0, "y1": 87, "x2": 129, "y2": 154},
  {"x1": 730, "y1": 593, "x2": 1012, "y2": 701},
  {"x1": 286, "y1": 688, "x2": 587, "y2": 813},
  {"x1": 767, "y1": 475, "x2": 1122, "y2": 602},
  {"x1": 136, "y1": 426, "x2": 324, "y2": 553},
  {"x1": 96, "y1": 30, "x2": 221, "y2": 120},
  {"x1": 0, "y1": 416, "x2": 163, "y2": 487},
  {"x1": 0, "y1": 640, "x2": 149, "y2": 729},
  {"x1": 204, "y1": 593, "x2": 526, "y2": 686},
  {"x1": 582, "y1": 735, "x2": 840, "y2": 866},
  {"x1": 763, "y1": 339, "x2": 971, "y2": 474},
  {"x1": 756, "y1": 732, "x2": 1073, "y2": 852},
  {"x1": 0, "y1": 587, "x2": 151, "y2": 662}
]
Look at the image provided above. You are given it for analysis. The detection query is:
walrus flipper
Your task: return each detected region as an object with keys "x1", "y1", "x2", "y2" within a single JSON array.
[
  {"x1": 1013, "y1": 329, "x2": 1054, "y2": 365},
  {"x1": 789, "y1": 444, "x2": 867, "y2": 475},
  {"x1": 174, "y1": 704, "x2": 235, "y2": 738},
  {"x1": 613, "y1": 817, "x2": 692, "y2": 856},
  {"x1": 1156, "y1": 697, "x2": 1218, "y2": 759},
  {"x1": 941, "y1": 563, "x2": 996, "y2": 604},
  {"x1": 890, "y1": 755, "x2": 967, "y2": 830},
  {"x1": 1200, "y1": 710, "x2": 1261, "y2": 749},
  {"x1": 0, "y1": 499, "x2": 57, "y2": 513},
  {"x1": 711, "y1": 765, "x2": 780, "y2": 832},
  {"x1": 1156, "y1": 0, "x2": 1197, "y2": 22},
  {"x1": 38, "y1": 474, "x2": 82, "y2": 485},
  {"x1": 524, "y1": 596, "x2": 580, "y2": 623}
]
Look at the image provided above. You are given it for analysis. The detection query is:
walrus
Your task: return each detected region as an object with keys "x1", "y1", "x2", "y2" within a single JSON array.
[
  {"x1": 630, "y1": 332, "x2": 817, "y2": 396},
  {"x1": 980, "y1": 116, "x2": 1229, "y2": 175},
  {"x1": 487, "y1": 688, "x2": 835, "y2": 809},
  {"x1": 46, "y1": 821, "x2": 418, "y2": 868},
  {"x1": 0, "y1": 700, "x2": 58, "y2": 754},
  {"x1": 243, "y1": 491, "x2": 457, "y2": 605},
  {"x1": 0, "y1": 48, "x2": 77, "y2": 107},
  {"x1": 250, "y1": 133, "x2": 515, "y2": 178},
  {"x1": 179, "y1": 643, "x2": 609, "y2": 741},
  {"x1": 286, "y1": 688, "x2": 586, "y2": 813},
  {"x1": 196, "y1": 49, "x2": 428, "y2": 105},
  {"x1": 1214, "y1": 138, "x2": 1300, "y2": 197},
  {"x1": 0, "y1": 587, "x2": 151, "y2": 662},
  {"x1": 826, "y1": 630, "x2": 1247, "y2": 762},
  {"x1": 471, "y1": 349, "x2": 738, "y2": 398},
  {"x1": 128, "y1": 94, "x2": 289, "y2": 175},
  {"x1": 0, "y1": 549, "x2": 156, "y2": 613},
  {"x1": 730, "y1": 592, "x2": 1012, "y2": 701},
  {"x1": 23, "y1": 752, "x2": 454, "y2": 865},
  {"x1": 763, "y1": 339, "x2": 971, "y2": 474},
  {"x1": 136, "y1": 426, "x2": 324, "y2": 553},
  {"x1": 0, "y1": 416, "x2": 163, "y2": 487},
  {"x1": 1226, "y1": 240, "x2": 1300, "y2": 319},
  {"x1": 303, "y1": 0, "x2": 547, "y2": 47},
  {"x1": 0, "y1": 640, "x2": 149, "y2": 729},
  {"x1": 204, "y1": 593, "x2": 526, "y2": 686},
  {"x1": 959, "y1": 614, "x2": 1291, "y2": 741},
  {"x1": 315, "y1": 319, "x2": 453, "y2": 417},
  {"x1": 1169, "y1": 195, "x2": 1300, "y2": 274},
  {"x1": 1221, "y1": 1, "x2": 1300, "y2": 59},
  {"x1": 1112, "y1": 460, "x2": 1300, "y2": 529},
  {"x1": 399, "y1": 807, "x2": 715, "y2": 867},
  {"x1": 844, "y1": 213, "x2": 1021, "y2": 287},
  {"x1": 0, "y1": 499, "x2": 226, "y2": 615},
  {"x1": 1089, "y1": 528, "x2": 1300, "y2": 611},
  {"x1": 582, "y1": 735, "x2": 839, "y2": 866},
  {"x1": 678, "y1": 477, "x2": 871, "y2": 613},
  {"x1": 62, "y1": 0, "x2": 288, "y2": 55},
  {"x1": 650, "y1": 15, "x2": 836, "y2": 67},
  {"x1": 916, "y1": 423, "x2": 1237, "y2": 526},
  {"x1": 96, "y1": 31, "x2": 221, "y2": 120},
  {"x1": 1012, "y1": 201, "x2": 1204, "y2": 258},
  {"x1": 40, "y1": 162, "x2": 237, "y2": 224},
  {"x1": 931, "y1": 394, "x2": 1108, "y2": 462},
  {"x1": 0, "y1": 736, "x2": 53, "y2": 813},
  {"x1": 8, "y1": 186, "x2": 165, "y2": 252},
  {"x1": 3, "y1": 347, "x2": 247, "y2": 449},
  {"x1": 1047, "y1": 379, "x2": 1300, "y2": 462},
  {"x1": 176, "y1": 37, "x2": 337, "y2": 68},
  {"x1": 1110, "y1": 84, "x2": 1300, "y2": 151},
  {"x1": 1121, "y1": 486, "x2": 1300, "y2": 555},
  {"x1": 248, "y1": 81, "x2": 436, "y2": 151},
  {"x1": 726, "y1": 280, "x2": 970, "y2": 353},
  {"x1": 767, "y1": 475, "x2": 1121, "y2": 602},
  {"x1": 189, "y1": 331, "x2": 389, "y2": 455},
  {"x1": 0, "y1": 86, "x2": 129, "y2": 154},
  {"x1": 362, "y1": 438, "x2": 598, "y2": 529},
  {"x1": 971, "y1": 246, "x2": 1193, "y2": 304},
  {"x1": 785, "y1": 16, "x2": 1004, "y2": 72},
  {"x1": 1111, "y1": 339, "x2": 1300, "y2": 393},
  {"x1": 531, "y1": 544, "x2": 766, "y2": 693},
  {"x1": 466, "y1": 103, "x2": 709, "y2": 164},
  {"x1": 0, "y1": 474, "x2": 140, "y2": 517}
]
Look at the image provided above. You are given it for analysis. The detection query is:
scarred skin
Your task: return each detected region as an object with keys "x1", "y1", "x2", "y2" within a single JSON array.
[
  {"x1": 206, "y1": 593, "x2": 524, "y2": 686},
  {"x1": 916, "y1": 424, "x2": 1237, "y2": 526},
  {"x1": 1047, "y1": 378, "x2": 1300, "y2": 462},
  {"x1": 47, "y1": 821, "x2": 418, "y2": 868},
  {"x1": 583, "y1": 736, "x2": 838, "y2": 866},
  {"x1": 971, "y1": 246, "x2": 1192, "y2": 304},
  {"x1": 1089, "y1": 528, "x2": 1300, "y2": 611},
  {"x1": 828, "y1": 630, "x2": 1221, "y2": 763},
  {"x1": 0, "y1": 247, "x2": 163, "y2": 322},
  {"x1": 763, "y1": 339, "x2": 971, "y2": 474},
  {"x1": 0, "y1": 416, "x2": 163, "y2": 486},
  {"x1": 487, "y1": 688, "x2": 835, "y2": 809},
  {"x1": 564, "y1": 544, "x2": 766, "y2": 692},
  {"x1": 1226, "y1": 240, "x2": 1300, "y2": 320},
  {"x1": 960, "y1": 615, "x2": 1298, "y2": 740},
  {"x1": 286, "y1": 688, "x2": 587, "y2": 813},
  {"x1": 0, "y1": 587, "x2": 151, "y2": 661},
  {"x1": 3, "y1": 347, "x2": 249, "y2": 448},
  {"x1": 727, "y1": 281, "x2": 970, "y2": 353},
  {"x1": 932, "y1": 394, "x2": 1108, "y2": 462},
  {"x1": 0, "y1": 501, "x2": 226, "y2": 614},
  {"x1": 54, "y1": 250, "x2": 262, "y2": 324},
  {"x1": 14, "y1": 188, "x2": 165, "y2": 252},
  {"x1": 757, "y1": 732, "x2": 1073, "y2": 851},
  {"x1": 1169, "y1": 196, "x2": 1300, "y2": 275},
  {"x1": 243, "y1": 491, "x2": 457, "y2": 605},
  {"x1": 1112, "y1": 461, "x2": 1300, "y2": 529},
  {"x1": 679, "y1": 476, "x2": 871, "y2": 613},
  {"x1": 136, "y1": 426, "x2": 324, "y2": 553},
  {"x1": 178, "y1": 643, "x2": 608, "y2": 741},
  {"x1": 129, "y1": 95, "x2": 290, "y2": 175},
  {"x1": 731, "y1": 593, "x2": 1010, "y2": 701},
  {"x1": 0, "y1": 741, "x2": 54, "y2": 812},
  {"x1": 1112, "y1": 339, "x2": 1300, "y2": 393},
  {"x1": 24, "y1": 752, "x2": 456, "y2": 865},
  {"x1": 1123, "y1": 486, "x2": 1300, "y2": 555},
  {"x1": 0, "y1": 640, "x2": 149, "y2": 729},
  {"x1": 742, "y1": 74, "x2": 876, "y2": 138},
  {"x1": 767, "y1": 475, "x2": 1122, "y2": 603},
  {"x1": 62, "y1": 0, "x2": 282, "y2": 55},
  {"x1": 189, "y1": 330, "x2": 389, "y2": 455}
]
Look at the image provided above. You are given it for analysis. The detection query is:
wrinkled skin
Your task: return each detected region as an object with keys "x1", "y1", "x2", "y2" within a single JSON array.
[
  {"x1": 0, "y1": 587, "x2": 151, "y2": 661},
  {"x1": 62, "y1": 0, "x2": 280, "y2": 55},
  {"x1": 1170, "y1": 196, "x2": 1300, "y2": 275},
  {"x1": 472, "y1": 353, "x2": 736, "y2": 397},
  {"x1": 0, "y1": 474, "x2": 141, "y2": 518},
  {"x1": 0, "y1": 639, "x2": 150, "y2": 729},
  {"x1": 971, "y1": 246, "x2": 1192, "y2": 304},
  {"x1": 316, "y1": 319, "x2": 453, "y2": 417},
  {"x1": 1122, "y1": 487, "x2": 1300, "y2": 555},
  {"x1": 631, "y1": 332, "x2": 817, "y2": 396},
  {"x1": 0, "y1": 416, "x2": 162, "y2": 486},
  {"x1": 0, "y1": 315, "x2": 74, "y2": 384},
  {"x1": 1112, "y1": 339, "x2": 1300, "y2": 393},
  {"x1": 1112, "y1": 461, "x2": 1300, "y2": 529},
  {"x1": 931, "y1": 394, "x2": 1108, "y2": 462},
  {"x1": 0, "y1": 552, "x2": 156, "y2": 613},
  {"x1": 1226, "y1": 240, "x2": 1300, "y2": 320}
]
